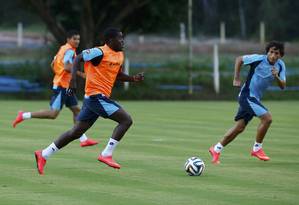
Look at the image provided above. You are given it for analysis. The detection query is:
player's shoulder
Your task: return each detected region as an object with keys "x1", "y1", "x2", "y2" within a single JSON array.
[
  {"x1": 277, "y1": 59, "x2": 286, "y2": 68},
  {"x1": 242, "y1": 54, "x2": 265, "y2": 65},
  {"x1": 82, "y1": 47, "x2": 103, "y2": 61}
]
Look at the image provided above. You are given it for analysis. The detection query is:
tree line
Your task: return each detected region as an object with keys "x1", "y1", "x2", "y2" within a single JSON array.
[{"x1": 0, "y1": 0, "x2": 298, "y2": 47}]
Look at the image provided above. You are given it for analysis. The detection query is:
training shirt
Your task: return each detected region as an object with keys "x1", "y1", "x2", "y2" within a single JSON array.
[
  {"x1": 239, "y1": 54, "x2": 286, "y2": 100},
  {"x1": 82, "y1": 44, "x2": 124, "y2": 97},
  {"x1": 52, "y1": 43, "x2": 76, "y2": 88}
]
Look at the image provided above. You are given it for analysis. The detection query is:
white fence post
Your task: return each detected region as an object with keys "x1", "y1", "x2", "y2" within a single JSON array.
[
  {"x1": 17, "y1": 22, "x2": 23, "y2": 47},
  {"x1": 180, "y1": 23, "x2": 186, "y2": 45},
  {"x1": 213, "y1": 44, "x2": 220, "y2": 94},
  {"x1": 124, "y1": 58, "x2": 130, "y2": 91},
  {"x1": 138, "y1": 35, "x2": 144, "y2": 44},
  {"x1": 220, "y1": 22, "x2": 226, "y2": 44}
]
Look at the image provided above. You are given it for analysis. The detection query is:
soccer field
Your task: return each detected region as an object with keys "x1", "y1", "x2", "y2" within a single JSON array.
[{"x1": 0, "y1": 100, "x2": 298, "y2": 205}]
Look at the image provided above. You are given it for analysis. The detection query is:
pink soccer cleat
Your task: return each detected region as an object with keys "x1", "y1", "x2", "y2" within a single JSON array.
[
  {"x1": 80, "y1": 138, "x2": 98, "y2": 147},
  {"x1": 12, "y1": 111, "x2": 24, "y2": 128},
  {"x1": 209, "y1": 146, "x2": 221, "y2": 164},
  {"x1": 98, "y1": 155, "x2": 121, "y2": 169},
  {"x1": 251, "y1": 149, "x2": 270, "y2": 161},
  {"x1": 34, "y1": 150, "x2": 47, "y2": 175}
]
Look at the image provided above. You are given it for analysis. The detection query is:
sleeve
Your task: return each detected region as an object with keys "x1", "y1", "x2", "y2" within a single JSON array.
[
  {"x1": 63, "y1": 50, "x2": 75, "y2": 64},
  {"x1": 82, "y1": 48, "x2": 103, "y2": 62},
  {"x1": 242, "y1": 54, "x2": 264, "y2": 65},
  {"x1": 278, "y1": 60, "x2": 286, "y2": 81}
]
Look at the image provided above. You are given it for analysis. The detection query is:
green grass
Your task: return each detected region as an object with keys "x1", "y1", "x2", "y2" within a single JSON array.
[{"x1": 0, "y1": 100, "x2": 298, "y2": 205}]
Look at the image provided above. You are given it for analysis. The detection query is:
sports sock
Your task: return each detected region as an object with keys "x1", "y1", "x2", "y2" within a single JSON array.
[
  {"x1": 253, "y1": 141, "x2": 262, "y2": 152},
  {"x1": 101, "y1": 138, "x2": 119, "y2": 157},
  {"x1": 214, "y1": 142, "x2": 223, "y2": 153},
  {"x1": 42, "y1": 142, "x2": 59, "y2": 159},
  {"x1": 22, "y1": 112, "x2": 31, "y2": 119},
  {"x1": 79, "y1": 133, "x2": 88, "y2": 142}
]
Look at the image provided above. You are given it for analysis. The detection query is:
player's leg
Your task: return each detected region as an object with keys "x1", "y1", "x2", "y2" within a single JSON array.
[
  {"x1": 34, "y1": 100, "x2": 99, "y2": 175},
  {"x1": 209, "y1": 96, "x2": 253, "y2": 164},
  {"x1": 209, "y1": 119, "x2": 247, "y2": 164},
  {"x1": 98, "y1": 108, "x2": 133, "y2": 169},
  {"x1": 35, "y1": 121, "x2": 93, "y2": 175},
  {"x1": 248, "y1": 98, "x2": 271, "y2": 161},
  {"x1": 12, "y1": 88, "x2": 63, "y2": 127},
  {"x1": 220, "y1": 119, "x2": 247, "y2": 146},
  {"x1": 67, "y1": 94, "x2": 98, "y2": 147},
  {"x1": 94, "y1": 95, "x2": 132, "y2": 169}
]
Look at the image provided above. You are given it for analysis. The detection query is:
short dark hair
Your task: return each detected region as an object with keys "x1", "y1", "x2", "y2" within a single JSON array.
[
  {"x1": 103, "y1": 27, "x2": 121, "y2": 43},
  {"x1": 66, "y1": 30, "x2": 79, "y2": 39},
  {"x1": 265, "y1": 41, "x2": 284, "y2": 57}
]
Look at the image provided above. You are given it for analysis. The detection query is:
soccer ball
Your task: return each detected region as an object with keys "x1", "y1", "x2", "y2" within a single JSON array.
[{"x1": 184, "y1": 157, "x2": 205, "y2": 176}]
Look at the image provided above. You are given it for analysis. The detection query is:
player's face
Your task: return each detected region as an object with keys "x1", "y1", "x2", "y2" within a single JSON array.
[
  {"x1": 267, "y1": 47, "x2": 281, "y2": 64},
  {"x1": 68, "y1": 35, "x2": 80, "y2": 48},
  {"x1": 109, "y1": 32, "x2": 124, "y2": 52}
]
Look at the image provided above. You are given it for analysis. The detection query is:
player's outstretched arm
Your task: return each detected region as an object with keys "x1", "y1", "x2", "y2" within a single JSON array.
[
  {"x1": 116, "y1": 72, "x2": 144, "y2": 82},
  {"x1": 233, "y1": 56, "x2": 243, "y2": 87}
]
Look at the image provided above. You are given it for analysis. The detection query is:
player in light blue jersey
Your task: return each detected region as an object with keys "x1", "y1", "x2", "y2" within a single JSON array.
[{"x1": 209, "y1": 41, "x2": 286, "y2": 164}]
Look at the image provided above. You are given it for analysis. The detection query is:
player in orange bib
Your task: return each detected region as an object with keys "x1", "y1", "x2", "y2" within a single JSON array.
[
  {"x1": 12, "y1": 30, "x2": 98, "y2": 147},
  {"x1": 34, "y1": 28, "x2": 144, "y2": 174}
]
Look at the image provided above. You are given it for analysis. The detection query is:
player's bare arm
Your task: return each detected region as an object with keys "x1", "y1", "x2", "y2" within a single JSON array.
[
  {"x1": 233, "y1": 56, "x2": 243, "y2": 87},
  {"x1": 64, "y1": 62, "x2": 72, "y2": 72},
  {"x1": 271, "y1": 67, "x2": 286, "y2": 89},
  {"x1": 117, "y1": 71, "x2": 144, "y2": 82},
  {"x1": 70, "y1": 53, "x2": 84, "y2": 88}
]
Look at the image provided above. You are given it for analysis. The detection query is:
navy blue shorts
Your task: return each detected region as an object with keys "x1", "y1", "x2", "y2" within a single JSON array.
[
  {"x1": 49, "y1": 86, "x2": 78, "y2": 110},
  {"x1": 234, "y1": 95, "x2": 268, "y2": 125},
  {"x1": 77, "y1": 94, "x2": 121, "y2": 125}
]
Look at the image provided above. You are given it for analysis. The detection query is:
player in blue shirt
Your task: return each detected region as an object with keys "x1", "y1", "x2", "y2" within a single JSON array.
[{"x1": 209, "y1": 41, "x2": 286, "y2": 164}]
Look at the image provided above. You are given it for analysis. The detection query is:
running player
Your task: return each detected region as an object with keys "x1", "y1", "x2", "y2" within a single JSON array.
[
  {"x1": 12, "y1": 30, "x2": 98, "y2": 147},
  {"x1": 34, "y1": 28, "x2": 144, "y2": 174},
  {"x1": 209, "y1": 41, "x2": 286, "y2": 164}
]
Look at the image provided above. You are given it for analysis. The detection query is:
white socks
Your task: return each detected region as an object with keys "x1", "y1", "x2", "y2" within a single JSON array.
[
  {"x1": 42, "y1": 142, "x2": 59, "y2": 159},
  {"x1": 253, "y1": 141, "x2": 262, "y2": 152},
  {"x1": 101, "y1": 138, "x2": 119, "y2": 157},
  {"x1": 214, "y1": 142, "x2": 223, "y2": 153},
  {"x1": 22, "y1": 112, "x2": 31, "y2": 119},
  {"x1": 79, "y1": 134, "x2": 88, "y2": 142}
]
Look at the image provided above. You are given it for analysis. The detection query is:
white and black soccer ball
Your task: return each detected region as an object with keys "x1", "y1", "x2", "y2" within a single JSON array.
[{"x1": 184, "y1": 157, "x2": 205, "y2": 176}]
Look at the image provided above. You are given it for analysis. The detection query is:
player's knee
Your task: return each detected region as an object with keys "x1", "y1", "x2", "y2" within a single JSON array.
[
  {"x1": 49, "y1": 111, "x2": 59, "y2": 119},
  {"x1": 124, "y1": 116, "x2": 133, "y2": 128},
  {"x1": 264, "y1": 116, "x2": 272, "y2": 125},
  {"x1": 236, "y1": 124, "x2": 245, "y2": 133}
]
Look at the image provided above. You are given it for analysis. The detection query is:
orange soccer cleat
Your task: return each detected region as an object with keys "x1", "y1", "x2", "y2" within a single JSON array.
[
  {"x1": 12, "y1": 111, "x2": 24, "y2": 128},
  {"x1": 251, "y1": 149, "x2": 270, "y2": 161},
  {"x1": 209, "y1": 146, "x2": 221, "y2": 164},
  {"x1": 98, "y1": 155, "x2": 121, "y2": 169},
  {"x1": 80, "y1": 138, "x2": 98, "y2": 147},
  {"x1": 34, "y1": 150, "x2": 47, "y2": 175}
]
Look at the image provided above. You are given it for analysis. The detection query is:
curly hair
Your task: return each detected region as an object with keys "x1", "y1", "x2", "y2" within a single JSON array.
[{"x1": 265, "y1": 41, "x2": 284, "y2": 57}]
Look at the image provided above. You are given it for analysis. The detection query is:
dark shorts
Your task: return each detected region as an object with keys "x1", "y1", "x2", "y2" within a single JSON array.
[
  {"x1": 234, "y1": 95, "x2": 268, "y2": 125},
  {"x1": 77, "y1": 94, "x2": 121, "y2": 125},
  {"x1": 49, "y1": 86, "x2": 78, "y2": 110}
]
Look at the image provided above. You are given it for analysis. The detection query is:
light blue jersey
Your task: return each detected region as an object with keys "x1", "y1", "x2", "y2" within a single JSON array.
[
  {"x1": 63, "y1": 49, "x2": 75, "y2": 64},
  {"x1": 240, "y1": 54, "x2": 286, "y2": 100}
]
